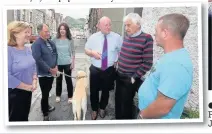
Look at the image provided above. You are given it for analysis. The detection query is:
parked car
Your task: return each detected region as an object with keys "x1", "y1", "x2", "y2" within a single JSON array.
[{"x1": 76, "y1": 35, "x2": 81, "y2": 39}]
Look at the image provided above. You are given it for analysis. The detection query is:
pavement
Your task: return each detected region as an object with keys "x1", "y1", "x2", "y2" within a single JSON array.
[{"x1": 28, "y1": 40, "x2": 118, "y2": 121}]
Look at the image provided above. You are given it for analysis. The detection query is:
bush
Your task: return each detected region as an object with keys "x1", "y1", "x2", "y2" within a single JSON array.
[{"x1": 181, "y1": 108, "x2": 199, "y2": 119}]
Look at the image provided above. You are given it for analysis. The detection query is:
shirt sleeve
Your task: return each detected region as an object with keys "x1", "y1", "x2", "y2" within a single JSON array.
[
  {"x1": 8, "y1": 47, "x2": 21, "y2": 88},
  {"x1": 70, "y1": 39, "x2": 75, "y2": 56},
  {"x1": 27, "y1": 47, "x2": 37, "y2": 75},
  {"x1": 31, "y1": 42, "x2": 51, "y2": 72},
  {"x1": 115, "y1": 35, "x2": 123, "y2": 62},
  {"x1": 158, "y1": 63, "x2": 192, "y2": 100},
  {"x1": 134, "y1": 35, "x2": 153, "y2": 79},
  {"x1": 85, "y1": 35, "x2": 93, "y2": 50},
  {"x1": 33, "y1": 62, "x2": 37, "y2": 75}
]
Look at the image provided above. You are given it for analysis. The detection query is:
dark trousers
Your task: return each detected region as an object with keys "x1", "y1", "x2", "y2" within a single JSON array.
[
  {"x1": 39, "y1": 77, "x2": 54, "y2": 116},
  {"x1": 115, "y1": 72, "x2": 142, "y2": 119},
  {"x1": 89, "y1": 65, "x2": 115, "y2": 111},
  {"x1": 56, "y1": 64, "x2": 73, "y2": 98},
  {"x1": 9, "y1": 88, "x2": 32, "y2": 121}
]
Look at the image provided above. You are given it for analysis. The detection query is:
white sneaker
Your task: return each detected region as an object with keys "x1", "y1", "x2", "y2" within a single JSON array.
[
  {"x1": 68, "y1": 98, "x2": 72, "y2": 104},
  {"x1": 56, "y1": 97, "x2": 60, "y2": 102}
]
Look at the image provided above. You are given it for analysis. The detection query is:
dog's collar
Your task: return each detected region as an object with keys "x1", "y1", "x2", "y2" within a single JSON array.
[{"x1": 76, "y1": 76, "x2": 87, "y2": 80}]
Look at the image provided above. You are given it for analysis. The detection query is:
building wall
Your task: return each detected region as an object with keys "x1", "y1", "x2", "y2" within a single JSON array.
[
  {"x1": 101, "y1": 8, "x2": 125, "y2": 35},
  {"x1": 88, "y1": 8, "x2": 102, "y2": 34},
  {"x1": 141, "y1": 7, "x2": 199, "y2": 110},
  {"x1": 7, "y1": 9, "x2": 62, "y2": 36},
  {"x1": 88, "y1": 8, "x2": 143, "y2": 36},
  {"x1": 31, "y1": 9, "x2": 45, "y2": 35},
  {"x1": 7, "y1": 10, "x2": 14, "y2": 24}
]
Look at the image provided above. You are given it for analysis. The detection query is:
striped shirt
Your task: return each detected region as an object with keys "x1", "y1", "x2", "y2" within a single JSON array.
[{"x1": 117, "y1": 31, "x2": 153, "y2": 79}]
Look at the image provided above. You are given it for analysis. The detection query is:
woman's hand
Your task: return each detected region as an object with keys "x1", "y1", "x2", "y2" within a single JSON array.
[{"x1": 31, "y1": 79, "x2": 37, "y2": 92}]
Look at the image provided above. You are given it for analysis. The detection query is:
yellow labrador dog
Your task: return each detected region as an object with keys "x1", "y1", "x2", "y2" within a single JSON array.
[{"x1": 72, "y1": 70, "x2": 88, "y2": 120}]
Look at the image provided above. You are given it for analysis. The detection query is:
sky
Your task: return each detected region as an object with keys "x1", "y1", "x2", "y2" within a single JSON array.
[{"x1": 54, "y1": 8, "x2": 90, "y2": 19}]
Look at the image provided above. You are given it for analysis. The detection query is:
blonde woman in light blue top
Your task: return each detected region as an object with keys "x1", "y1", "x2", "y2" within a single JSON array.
[{"x1": 52, "y1": 22, "x2": 75, "y2": 104}]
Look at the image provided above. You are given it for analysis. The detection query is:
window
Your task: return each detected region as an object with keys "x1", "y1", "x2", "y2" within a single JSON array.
[{"x1": 17, "y1": 10, "x2": 20, "y2": 21}]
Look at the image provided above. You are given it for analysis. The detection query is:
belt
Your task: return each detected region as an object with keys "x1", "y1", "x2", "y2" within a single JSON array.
[
  {"x1": 91, "y1": 64, "x2": 114, "y2": 71},
  {"x1": 117, "y1": 71, "x2": 131, "y2": 78}
]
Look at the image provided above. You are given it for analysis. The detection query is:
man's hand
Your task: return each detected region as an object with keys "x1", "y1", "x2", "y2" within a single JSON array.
[
  {"x1": 70, "y1": 64, "x2": 74, "y2": 70},
  {"x1": 49, "y1": 66, "x2": 58, "y2": 76},
  {"x1": 131, "y1": 77, "x2": 135, "y2": 84},
  {"x1": 114, "y1": 62, "x2": 118, "y2": 70},
  {"x1": 91, "y1": 50, "x2": 101, "y2": 60}
]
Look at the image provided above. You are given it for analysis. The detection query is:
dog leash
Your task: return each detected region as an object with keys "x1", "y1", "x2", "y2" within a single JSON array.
[{"x1": 54, "y1": 71, "x2": 87, "y2": 79}]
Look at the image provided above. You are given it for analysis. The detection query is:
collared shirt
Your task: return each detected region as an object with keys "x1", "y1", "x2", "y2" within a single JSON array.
[
  {"x1": 85, "y1": 31, "x2": 122, "y2": 68},
  {"x1": 130, "y1": 27, "x2": 142, "y2": 37}
]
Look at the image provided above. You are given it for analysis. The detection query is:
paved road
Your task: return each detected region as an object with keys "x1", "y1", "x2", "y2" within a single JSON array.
[
  {"x1": 28, "y1": 39, "x2": 117, "y2": 121},
  {"x1": 74, "y1": 39, "x2": 87, "y2": 53}
]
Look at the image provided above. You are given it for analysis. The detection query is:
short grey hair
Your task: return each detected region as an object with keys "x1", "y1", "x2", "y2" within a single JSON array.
[
  {"x1": 123, "y1": 13, "x2": 142, "y2": 26},
  {"x1": 159, "y1": 13, "x2": 190, "y2": 39},
  {"x1": 37, "y1": 24, "x2": 44, "y2": 34}
]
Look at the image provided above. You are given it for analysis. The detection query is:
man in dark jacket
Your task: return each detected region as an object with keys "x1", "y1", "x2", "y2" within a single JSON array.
[{"x1": 32, "y1": 23, "x2": 58, "y2": 121}]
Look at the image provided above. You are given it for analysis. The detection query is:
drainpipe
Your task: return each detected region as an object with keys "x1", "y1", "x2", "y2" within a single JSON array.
[{"x1": 121, "y1": 8, "x2": 126, "y2": 38}]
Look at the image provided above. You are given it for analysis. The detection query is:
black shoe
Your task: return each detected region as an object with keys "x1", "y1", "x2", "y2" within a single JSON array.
[
  {"x1": 43, "y1": 116, "x2": 49, "y2": 121},
  {"x1": 48, "y1": 106, "x2": 55, "y2": 112},
  {"x1": 99, "y1": 109, "x2": 106, "y2": 118}
]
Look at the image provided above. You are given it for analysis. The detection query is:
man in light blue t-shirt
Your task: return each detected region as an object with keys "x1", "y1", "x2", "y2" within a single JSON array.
[{"x1": 137, "y1": 13, "x2": 193, "y2": 119}]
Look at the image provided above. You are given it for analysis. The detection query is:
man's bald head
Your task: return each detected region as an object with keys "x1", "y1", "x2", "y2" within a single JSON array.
[
  {"x1": 98, "y1": 16, "x2": 112, "y2": 35},
  {"x1": 99, "y1": 16, "x2": 111, "y2": 24}
]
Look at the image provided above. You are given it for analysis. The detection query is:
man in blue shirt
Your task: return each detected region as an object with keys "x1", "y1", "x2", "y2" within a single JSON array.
[
  {"x1": 138, "y1": 13, "x2": 193, "y2": 119},
  {"x1": 85, "y1": 16, "x2": 122, "y2": 120}
]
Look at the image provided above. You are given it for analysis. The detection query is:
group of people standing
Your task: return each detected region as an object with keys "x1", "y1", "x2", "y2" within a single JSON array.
[
  {"x1": 86, "y1": 12, "x2": 193, "y2": 120},
  {"x1": 8, "y1": 12, "x2": 193, "y2": 122},
  {"x1": 8, "y1": 21, "x2": 75, "y2": 121}
]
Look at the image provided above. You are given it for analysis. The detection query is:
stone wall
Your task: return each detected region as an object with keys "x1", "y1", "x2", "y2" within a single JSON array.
[{"x1": 141, "y1": 7, "x2": 199, "y2": 110}]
